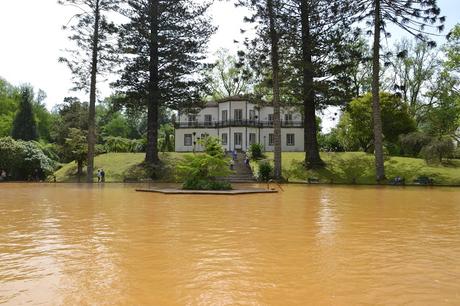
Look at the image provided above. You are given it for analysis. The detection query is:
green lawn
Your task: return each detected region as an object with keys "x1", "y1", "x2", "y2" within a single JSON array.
[
  {"x1": 54, "y1": 152, "x2": 190, "y2": 183},
  {"x1": 252, "y1": 152, "x2": 460, "y2": 186},
  {"x1": 55, "y1": 151, "x2": 460, "y2": 185}
]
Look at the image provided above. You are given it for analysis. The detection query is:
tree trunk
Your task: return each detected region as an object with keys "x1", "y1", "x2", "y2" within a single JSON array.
[
  {"x1": 77, "y1": 160, "x2": 83, "y2": 183},
  {"x1": 267, "y1": 0, "x2": 282, "y2": 181},
  {"x1": 145, "y1": 0, "x2": 160, "y2": 165},
  {"x1": 372, "y1": 0, "x2": 385, "y2": 181},
  {"x1": 301, "y1": 0, "x2": 324, "y2": 169},
  {"x1": 86, "y1": 0, "x2": 100, "y2": 183}
]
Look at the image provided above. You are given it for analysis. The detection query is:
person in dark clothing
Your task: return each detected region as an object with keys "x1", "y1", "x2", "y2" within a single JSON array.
[{"x1": 100, "y1": 169, "x2": 106, "y2": 182}]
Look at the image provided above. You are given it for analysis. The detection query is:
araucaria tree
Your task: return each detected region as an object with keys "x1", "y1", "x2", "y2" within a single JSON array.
[
  {"x1": 295, "y1": 0, "x2": 356, "y2": 168},
  {"x1": 237, "y1": 0, "x2": 284, "y2": 180},
  {"x1": 114, "y1": 0, "x2": 215, "y2": 165},
  {"x1": 239, "y1": 0, "x2": 360, "y2": 171},
  {"x1": 59, "y1": 0, "x2": 119, "y2": 182},
  {"x1": 12, "y1": 87, "x2": 38, "y2": 141},
  {"x1": 354, "y1": 0, "x2": 445, "y2": 181}
]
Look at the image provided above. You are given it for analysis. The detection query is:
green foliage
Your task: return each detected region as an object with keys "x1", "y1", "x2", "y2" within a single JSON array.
[
  {"x1": 158, "y1": 123, "x2": 174, "y2": 153},
  {"x1": 63, "y1": 128, "x2": 87, "y2": 164},
  {"x1": 0, "y1": 78, "x2": 19, "y2": 137},
  {"x1": 337, "y1": 92, "x2": 416, "y2": 152},
  {"x1": 103, "y1": 136, "x2": 145, "y2": 153},
  {"x1": 199, "y1": 136, "x2": 224, "y2": 157},
  {"x1": 399, "y1": 132, "x2": 432, "y2": 157},
  {"x1": 331, "y1": 155, "x2": 375, "y2": 184},
  {"x1": 205, "y1": 49, "x2": 253, "y2": 99},
  {"x1": 176, "y1": 137, "x2": 231, "y2": 190},
  {"x1": 248, "y1": 143, "x2": 264, "y2": 159},
  {"x1": 12, "y1": 86, "x2": 38, "y2": 141},
  {"x1": 318, "y1": 128, "x2": 345, "y2": 152},
  {"x1": 176, "y1": 154, "x2": 232, "y2": 190},
  {"x1": 50, "y1": 97, "x2": 89, "y2": 146},
  {"x1": 104, "y1": 136, "x2": 132, "y2": 153},
  {"x1": 102, "y1": 113, "x2": 130, "y2": 138},
  {"x1": 62, "y1": 128, "x2": 89, "y2": 181},
  {"x1": 420, "y1": 138, "x2": 455, "y2": 164},
  {"x1": 0, "y1": 137, "x2": 55, "y2": 180},
  {"x1": 444, "y1": 24, "x2": 460, "y2": 73},
  {"x1": 182, "y1": 179, "x2": 232, "y2": 191},
  {"x1": 258, "y1": 161, "x2": 273, "y2": 182}
]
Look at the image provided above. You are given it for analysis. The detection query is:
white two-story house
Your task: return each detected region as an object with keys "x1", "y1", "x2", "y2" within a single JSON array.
[{"x1": 174, "y1": 97, "x2": 305, "y2": 152}]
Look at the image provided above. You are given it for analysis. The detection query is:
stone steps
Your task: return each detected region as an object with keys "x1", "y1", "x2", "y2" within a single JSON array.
[{"x1": 227, "y1": 152, "x2": 256, "y2": 183}]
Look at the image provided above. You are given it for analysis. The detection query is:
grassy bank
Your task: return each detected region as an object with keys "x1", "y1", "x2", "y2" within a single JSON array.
[
  {"x1": 54, "y1": 152, "x2": 189, "y2": 183},
  {"x1": 55, "y1": 151, "x2": 460, "y2": 185},
  {"x1": 251, "y1": 152, "x2": 460, "y2": 186}
]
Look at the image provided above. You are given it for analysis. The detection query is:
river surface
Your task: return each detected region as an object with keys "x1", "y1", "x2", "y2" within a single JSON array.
[{"x1": 0, "y1": 183, "x2": 460, "y2": 305}]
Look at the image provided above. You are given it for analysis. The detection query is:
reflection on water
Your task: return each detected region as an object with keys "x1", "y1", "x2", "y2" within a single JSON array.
[{"x1": 1, "y1": 183, "x2": 460, "y2": 305}]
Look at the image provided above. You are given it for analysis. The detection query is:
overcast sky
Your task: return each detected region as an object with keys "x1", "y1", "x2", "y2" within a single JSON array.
[{"x1": 0, "y1": 0, "x2": 459, "y2": 113}]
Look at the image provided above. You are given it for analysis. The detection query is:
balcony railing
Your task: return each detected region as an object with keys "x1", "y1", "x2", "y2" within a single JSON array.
[{"x1": 174, "y1": 120, "x2": 304, "y2": 129}]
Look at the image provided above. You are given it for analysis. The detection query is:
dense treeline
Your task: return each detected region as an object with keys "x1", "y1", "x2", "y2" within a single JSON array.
[
  {"x1": 2, "y1": 0, "x2": 459, "y2": 183},
  {"x1": 0, "y1": 78, "x2": 174, "y2": 181}
]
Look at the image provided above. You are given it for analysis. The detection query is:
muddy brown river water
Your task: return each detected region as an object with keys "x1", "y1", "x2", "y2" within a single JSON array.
[{"x1": 0, "y1": 183, "x2": 460, "y2": 305}]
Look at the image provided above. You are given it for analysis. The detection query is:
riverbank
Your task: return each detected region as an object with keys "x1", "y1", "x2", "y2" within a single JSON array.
[
  {"x1": 53, "y1": 152, "x2": 191, "y2": 183},
  {"x1": 252, "y1": 152, "x2": 460, "y2": 186},
  {"x1": 54, "y1": 152, "x2": 460, "y2": 186}
]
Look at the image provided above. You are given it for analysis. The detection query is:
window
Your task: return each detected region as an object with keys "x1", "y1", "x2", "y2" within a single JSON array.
[
  {"x1": 187, "y1": 115, "x2": 197, "y2": 127},
  {"x1": 287, "y1": 134, "x2": 295, "y2": 146},
  {"x1": 204, "y1": 114, "x2": 212, "y2": 126},
  {"x1": 234, "y1": 109, "x2": 243, "y2": 121},
  {"x1": 269, "y1": 133, "x2": 274, "y2": 146},
  {"x1": 221, "y1": 133, "x2": 228, "y2": 145},
  {"x1": 222, "y1": 110, "x2": 228, "y2": 122},
  {"x1": 184, "y1": 134, "x2": 192, "y2": 146},
  {"x1": 268, "y1": 114, "x2": 274, "y2": 123},
  {"x1": 249, "y1": 133, "x2": 256, "y2": 145},
  {"x1": 249, "y1": 110, "x2": 256, "y2": 120},
  {"x1": 284, "y1": 113, "x2": 293, "y2": 123},
  {"x1": 234, "y1": 133, "x2": 243, "y2": 146}
]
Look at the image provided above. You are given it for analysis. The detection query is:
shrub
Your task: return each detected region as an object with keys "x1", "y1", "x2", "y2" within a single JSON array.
[
  {"x1": 258, "y1": 161, "x2": 273, "y2": 182},
  {"x1": 420, "y1": 137, "x2": 455, "y2": 163},
  {"x1": 199, "y1": 136, "x2": 224, "y2": 157},
  {"x1": 399, "y1": 132, "x2": 432, "y2": 157},
  {"x1": 176, "y1": 136, "x2": 232, "y2": 190},
  {"x1": 182, "y1": 179, "x2": 232, "y2": 190},
  {"x1": 248, "y1": 143, "x2": 264, "y2": 159},
  {"x1": 0, "y1": 137, "x2": 56, "y2": 180},
  {"x1": 332, "y1": 154, "x2": 374, "y2": 184}
]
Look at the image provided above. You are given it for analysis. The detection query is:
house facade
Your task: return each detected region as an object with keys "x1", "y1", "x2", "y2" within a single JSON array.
[{"x1": 174, "y1": 97, "x2": 304, "y2": 152}]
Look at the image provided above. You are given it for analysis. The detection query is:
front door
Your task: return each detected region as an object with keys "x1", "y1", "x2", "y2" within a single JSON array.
[{"x1": 234, "y1": 133, "x2": 243, "y2": 150}]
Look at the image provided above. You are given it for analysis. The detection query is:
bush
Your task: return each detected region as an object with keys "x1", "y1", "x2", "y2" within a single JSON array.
[
  {"x1": 248, "y1": 143, "x2": 264, "y2": 159},
  {"x1": 420, "y1": 138, "x2": 455, "y2": 163},
  {"x1": 399, "y1": 132, "x2": 432, "y2": 157},
  {"x1": 332, "y1": 155, "x2": 374, "y2": 184},
  {"x1": 258, "y1": 161, "x2": 273, "y2": 182},
  {"x1": 104, "y1": 136, "x2": 145, "y2": 153},
  {"x1": 176, "y1": 136, "x2": 232, "y2": 190},
  {"x1": 0, "y1": 137, "x2": 56, "y2": 180},
  {"x1": 182, "y1": 179, "x2": 232, "y2": 190}
]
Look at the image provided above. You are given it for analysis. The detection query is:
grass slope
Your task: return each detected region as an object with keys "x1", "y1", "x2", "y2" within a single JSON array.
[
  {"x1": 54, "y1": 152, "x2": 189, "y2": 183},
  {"x1": 252, "y1": 152, "x2": 460, "y2": 186}
]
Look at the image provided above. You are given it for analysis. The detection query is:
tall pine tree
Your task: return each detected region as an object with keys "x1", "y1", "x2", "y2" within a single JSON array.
[
  {"x1": 354, "y1": 0, "x2": 445, "y2": 181},
  {"x1": 59, "y1": 0, "x2": 119, "y2": 182},
  {"x1": 276, "y1": 0, "x2": 358, "y2": 168},
  {"x1": 12, "y1": 86, "x2": 38, "y2": 141},
  {"x1": 237, "y1": 0, "x2": 285, "y2": 180},
  {"x1": 114, "y1": 0, "x2": 215, "y2": 165}
]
